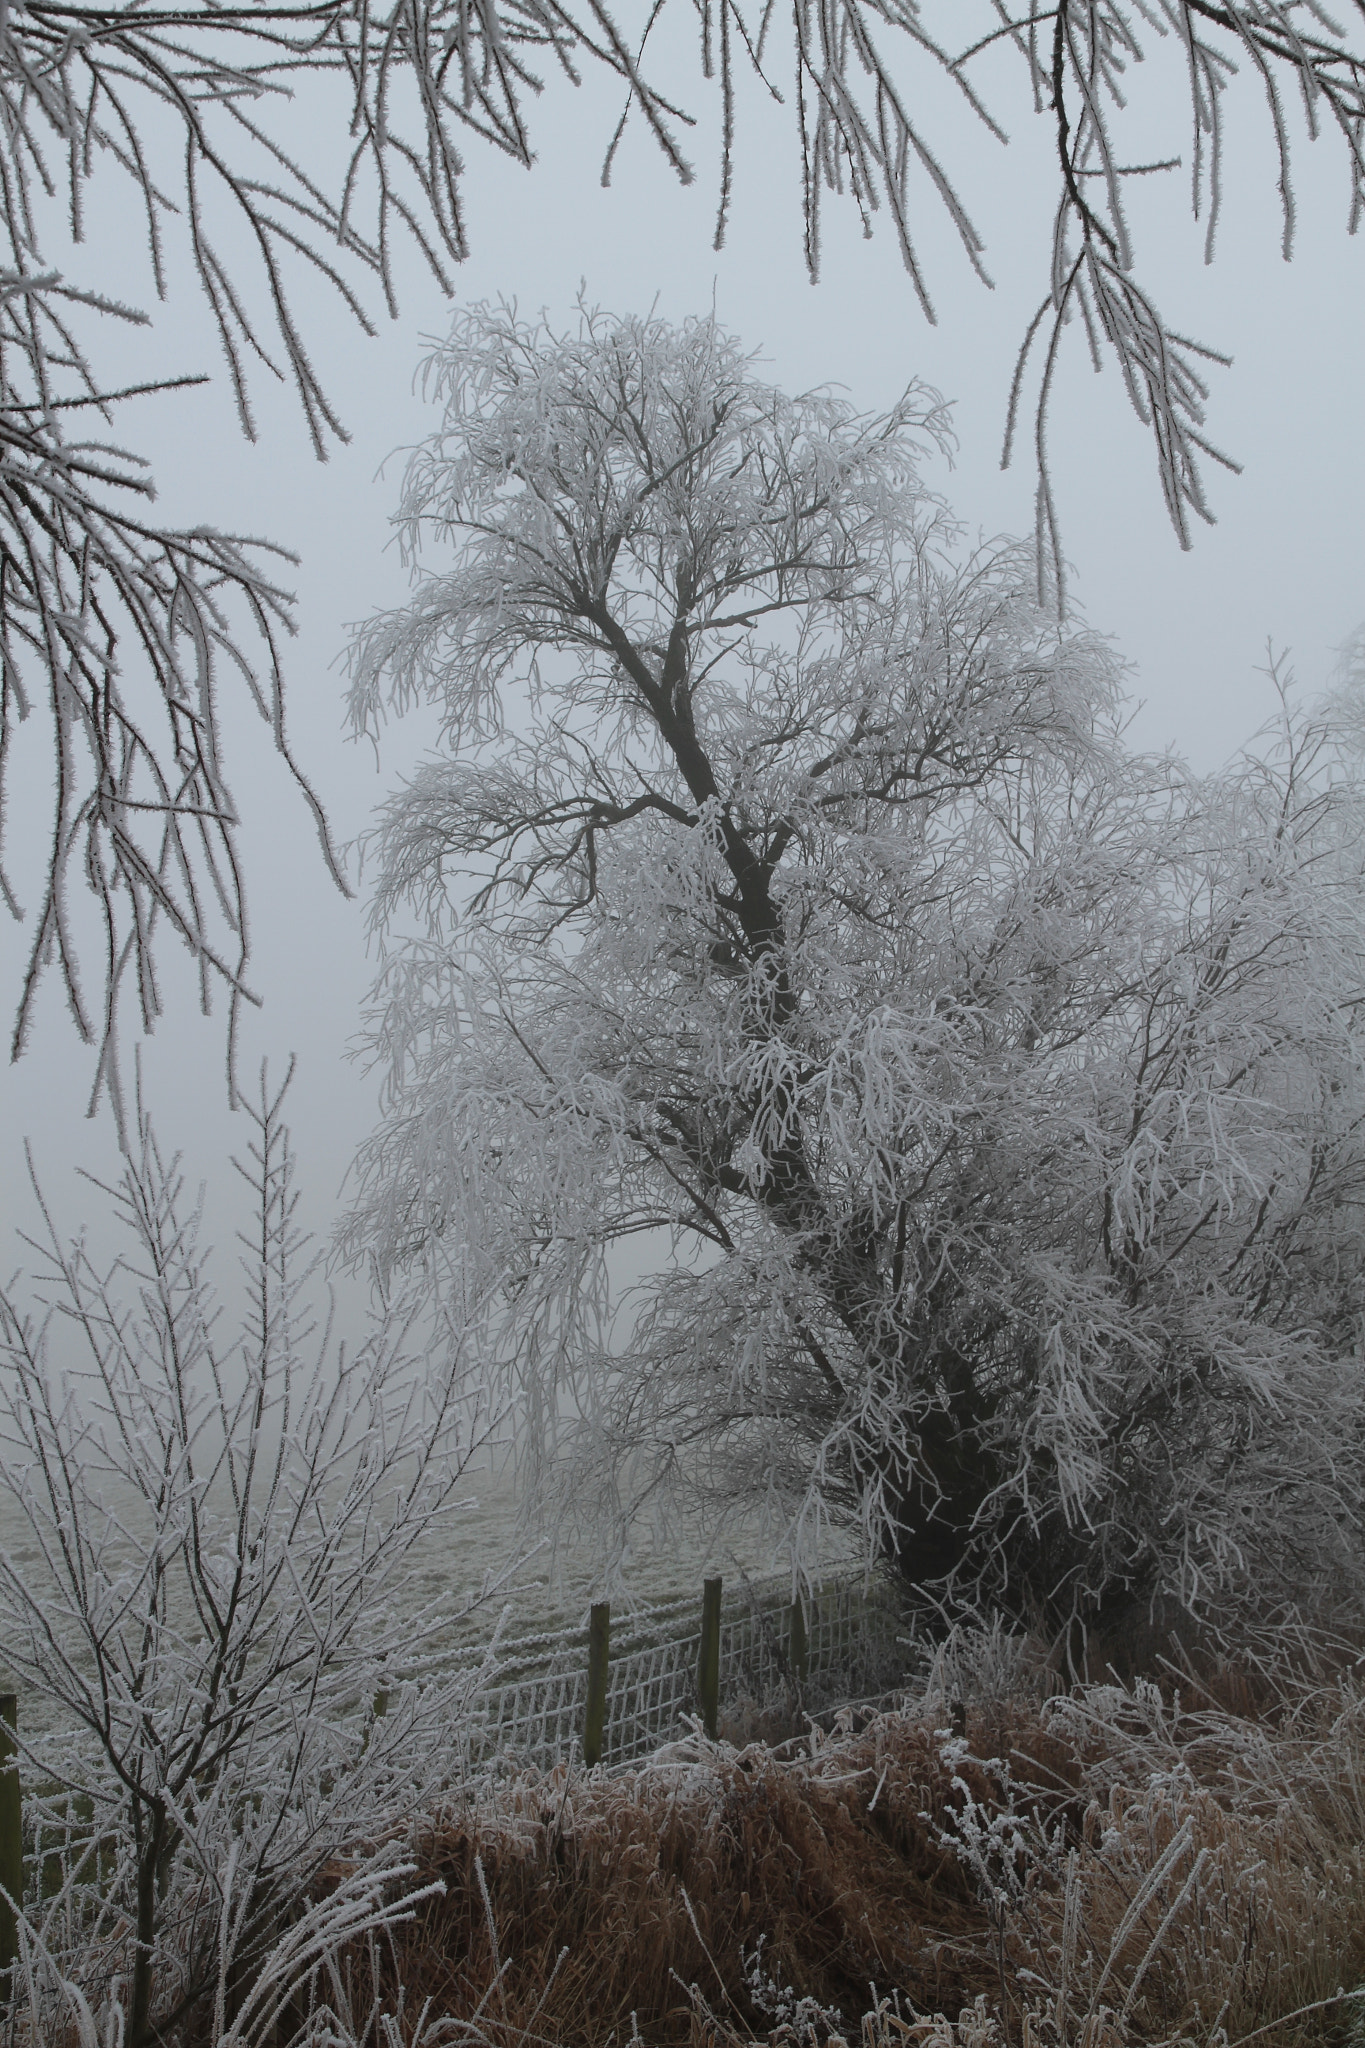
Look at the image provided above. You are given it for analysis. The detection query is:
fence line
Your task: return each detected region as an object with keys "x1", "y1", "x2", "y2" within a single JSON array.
[
  {"x1": 0, "y1": 1565, "x2": 910, "y2": 1999},
  {"x1": 456, "y1": 1566, "x2": 908, "y2": 1771}
]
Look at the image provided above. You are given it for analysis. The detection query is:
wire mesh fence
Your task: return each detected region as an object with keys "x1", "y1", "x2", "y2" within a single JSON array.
[
  {"x1": 458, "y1": 1567, "x2": 910, "y2": 1771},
  {"x1": 0, "y1": 1566, "x2": 910, "y2": 2026}
]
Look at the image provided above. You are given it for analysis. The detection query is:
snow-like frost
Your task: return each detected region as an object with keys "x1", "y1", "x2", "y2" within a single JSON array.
[
  {"x1": 0, "y1": 1068, "x2": 512, "y2": 2045},
  {"x1": 342, "y1": 300, "x2": 1365, "y2": 1643}
]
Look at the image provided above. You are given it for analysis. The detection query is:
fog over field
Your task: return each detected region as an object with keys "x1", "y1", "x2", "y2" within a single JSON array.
[
  {"x1": 1, "y1": 5, "x2": 1361, "y2": 1600},
  {"x1": 3, "y1": 13, "x2": 1365, "y2": 2044}
]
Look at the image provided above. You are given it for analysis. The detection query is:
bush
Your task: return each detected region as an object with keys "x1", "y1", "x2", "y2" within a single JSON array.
[{"x1": 0, "y1": 1071, "x2": 505, "y2": 2047}]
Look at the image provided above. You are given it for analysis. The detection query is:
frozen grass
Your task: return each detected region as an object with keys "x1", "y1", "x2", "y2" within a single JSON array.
[
  {"x1": 10, "y1": 1627, "x2": 1365, "y2": 2045},
  {"x1": 316, "y1": 1635, "x2": 1365, "y2": 2048}
]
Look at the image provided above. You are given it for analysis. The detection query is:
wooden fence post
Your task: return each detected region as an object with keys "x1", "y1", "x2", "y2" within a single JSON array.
[
  {"x1": 698, "y1": 1577, "x2": 722, "y2": 1741},
  {"x1": 583, "y1": 1602, "x2": 610, "y2": 1767},
  {"x1": 0, "y1": 1693, "x2": 20, "y2": 1983},
  {"x1": 789, "y1": 1596, "x2": 808, "y2": 1687}
]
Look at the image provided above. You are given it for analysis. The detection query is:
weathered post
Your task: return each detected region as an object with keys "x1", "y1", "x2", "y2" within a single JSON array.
[
  {"x1": 789, "y1": 1595, "x2": 808, "y2": 1687},
  {"x1": 698, "y1": 1577, "x2": 722, "y2": 1741},
  {"x1": 583, "y1": 1602, "x2": 610, "y2": 1767},
  {"x1": 0, "y1": 1693, "x2": 20, "y2": 1982}
]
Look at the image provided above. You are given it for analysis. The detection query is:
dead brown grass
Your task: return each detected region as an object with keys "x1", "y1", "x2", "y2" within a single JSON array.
[
  {"x1": 359, "y1": 1715, "x2": 1000, "y2": 2047},
  {"x1": 340, "y1": 1661, "x2": 1365, "y2": 2048},
  {"x1": 1022, "y1": 1676, "x2": 1365, "y2": 2048}
]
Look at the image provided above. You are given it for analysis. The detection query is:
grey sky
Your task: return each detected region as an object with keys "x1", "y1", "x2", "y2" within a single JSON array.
[{"x1": 2, "y1": 25, "x2": 1361, "y2": 1271}]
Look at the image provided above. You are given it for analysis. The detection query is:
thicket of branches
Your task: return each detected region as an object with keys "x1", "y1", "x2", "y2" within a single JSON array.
[
  {"x1": 0, "y1": 1070, "x2": 503, "y2": 2047},
  {"x1": 1, "y1": 3, "x2": 1362, "y2": 1095},
  {"x1": 342, "y1": 302, "x2": 1365, "y2": 1647}
]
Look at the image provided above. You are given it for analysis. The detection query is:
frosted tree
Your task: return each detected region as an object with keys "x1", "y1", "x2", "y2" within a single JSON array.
[
  {"x1": 2, "y1": 2, "x2": 1361, "y2": 1097},
  {"x1": 341, "y1": 302, "x2": 1365, "y2": 1646},
  {"x1": 0, "y1": 1067, "x2": 505, "y2": 2046}
]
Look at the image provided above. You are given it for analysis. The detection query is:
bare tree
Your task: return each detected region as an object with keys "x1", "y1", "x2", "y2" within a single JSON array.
[
  {"x1": 659, "y1": 0, "x2": 1365, "y2": 594},
  {"x1": 3, "y1": 0, "x2": 1361, "y2": 1103},
  {"x1": 341, "y1": 303, "x2": 1365, "y2": 1647},
  {"x1": 0, "y1": 1066, "x2": 504, "y2": 2046}
]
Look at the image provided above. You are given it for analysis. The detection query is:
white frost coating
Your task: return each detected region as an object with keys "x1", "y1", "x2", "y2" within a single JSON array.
[
  {"x1": 343, "y1": 300, "x2": 1365, "y2": 1642},
  {"x1": 0, "y1": 1067, "x2": 509, "y2": 2046}
]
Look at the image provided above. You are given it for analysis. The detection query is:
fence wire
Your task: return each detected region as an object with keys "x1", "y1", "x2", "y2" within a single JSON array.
[
  {"x1": 0, "y1": 1566, "x2": 909, "y2": 2021},
  {"x1": 459, "y1": 1567, "x2": 908, "y2": 1770}
]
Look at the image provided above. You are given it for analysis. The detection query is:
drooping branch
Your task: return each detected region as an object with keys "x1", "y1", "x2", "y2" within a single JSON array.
[{"x1": 8, "y1": 0, "x2": 1359, "y2": 1101}]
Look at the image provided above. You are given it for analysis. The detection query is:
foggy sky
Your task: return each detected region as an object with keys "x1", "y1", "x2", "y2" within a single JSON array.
[{"x1": 2, "y1": 20, "x2": 1362, "y2": 1278}]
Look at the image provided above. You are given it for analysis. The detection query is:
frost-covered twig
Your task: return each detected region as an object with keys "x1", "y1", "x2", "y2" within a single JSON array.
[{"x1": 0, "y1": 1065, "x2": 510, "y2": 2046}]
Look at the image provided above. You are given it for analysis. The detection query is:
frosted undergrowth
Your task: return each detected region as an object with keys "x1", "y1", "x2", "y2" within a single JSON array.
[{"x1": 0, "y1": 1070, "x2": 513, "y2": 2047}]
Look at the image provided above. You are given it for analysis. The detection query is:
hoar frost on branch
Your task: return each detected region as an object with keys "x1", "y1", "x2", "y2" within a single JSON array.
[
  {"x1": 3, "y1": 1, "x2": 1362, "y2": 1096},
  {"x1": 0, "y1": 1066, "x2": 507, "y2": 2047},
  {"x1": 341, "y1": 302, "x2": 1365, "y2": 1647}
]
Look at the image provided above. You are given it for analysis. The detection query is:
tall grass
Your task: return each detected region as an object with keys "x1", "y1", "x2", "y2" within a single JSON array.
[
  {"x1": 8, "y1": 1625, "x2": 1365, "y2": 2044},
  {"x1": 312, "y1": 1637, "x2": 1365, "y2": 2048}
]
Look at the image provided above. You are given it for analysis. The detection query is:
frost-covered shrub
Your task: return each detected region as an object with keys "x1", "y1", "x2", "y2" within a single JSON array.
[{"x1": 0, "y1": 1071, "x2": 505, "y2": 2047}]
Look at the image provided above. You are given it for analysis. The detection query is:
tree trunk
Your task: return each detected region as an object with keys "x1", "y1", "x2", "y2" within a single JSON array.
[
  {"x1": 130, "y1": 1805, "x2": 165, "y2": 2048},
  {"x1": 871, "y1": 1393, "x2": 1002, "y2": 1601}
]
